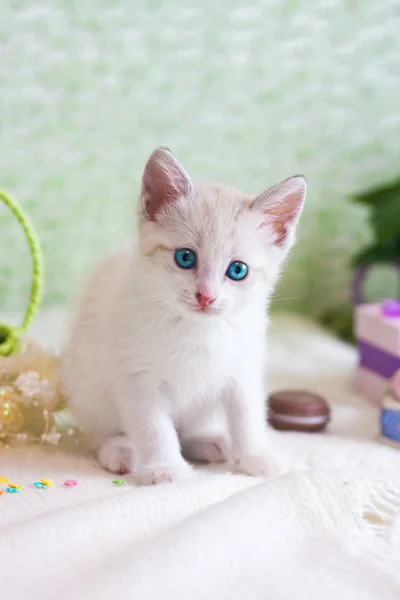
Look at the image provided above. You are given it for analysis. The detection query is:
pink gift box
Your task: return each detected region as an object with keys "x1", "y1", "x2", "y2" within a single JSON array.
[
  {"x1": 354, "y1": 366, "x2": 388, "y2": 404},
  {"x1": 354, "y1": 301, "x2": 400, "y2": 403},
  {"x1": 355, "y1": 302, "x2": 400, "y2": 355}
]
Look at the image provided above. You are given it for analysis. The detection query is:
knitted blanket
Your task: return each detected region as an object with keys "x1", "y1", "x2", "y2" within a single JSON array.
[{"x1": 1, "y1": 313, "x2": 399, "y2": 599}]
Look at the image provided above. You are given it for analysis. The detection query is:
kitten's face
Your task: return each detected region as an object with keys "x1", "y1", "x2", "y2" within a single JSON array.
[
  {"x1": 141, "y1": 185, "x2": 275, "y2": 319},
  {"x1": 138, "y1": 148, "x2": 306, "y2": 320}
]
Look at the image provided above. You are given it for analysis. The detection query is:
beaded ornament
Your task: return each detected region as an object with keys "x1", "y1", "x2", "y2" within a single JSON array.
[{"x1": 0, "y1": 189, "x2": 74, "y2": 446}]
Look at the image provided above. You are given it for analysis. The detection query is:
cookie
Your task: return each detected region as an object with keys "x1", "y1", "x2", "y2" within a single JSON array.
[{"x1": 268, "y1": 390, "x2": 330, "y2": 432}]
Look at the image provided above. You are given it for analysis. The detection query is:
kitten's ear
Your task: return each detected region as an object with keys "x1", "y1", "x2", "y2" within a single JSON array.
[
  {"x1": 140, "y1": 147, "x2": 194, "y2": 219},
  {"x1": 252, "y1": 175, "x2": 306, "y2": 247}
]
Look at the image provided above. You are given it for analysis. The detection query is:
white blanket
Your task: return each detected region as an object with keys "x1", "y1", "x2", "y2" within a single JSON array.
[{"x1": 1, "y1": 313, "x2": 400, "y2": 600}]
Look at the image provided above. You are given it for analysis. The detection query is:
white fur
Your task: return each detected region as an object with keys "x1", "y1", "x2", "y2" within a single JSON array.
[{"x1": 60, "y1": 148, "x2": 306, "y2": 485}]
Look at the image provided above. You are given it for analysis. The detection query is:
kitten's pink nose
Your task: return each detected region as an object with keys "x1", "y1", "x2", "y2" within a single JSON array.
[{"x1": 196, "y1": 293, "x2": 216, "y2": 309}]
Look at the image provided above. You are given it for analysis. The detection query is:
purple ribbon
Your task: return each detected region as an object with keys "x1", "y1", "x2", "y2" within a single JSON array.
[
  {"x1": 359, "y1": 340, "x2": 400, "y2": 379},
  {"x1": 381, "y1": 300, "x2": 400, "y2": 317}
]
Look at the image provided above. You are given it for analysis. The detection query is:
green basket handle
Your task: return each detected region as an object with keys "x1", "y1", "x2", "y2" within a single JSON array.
[{"x1": 0, "y1": 189, "x2": 44, "y2": 356}]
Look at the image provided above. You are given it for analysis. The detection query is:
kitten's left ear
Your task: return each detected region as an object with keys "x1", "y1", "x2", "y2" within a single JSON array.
[{"x1": 251, "y1": 175, "x2": 307, "y2": 247}]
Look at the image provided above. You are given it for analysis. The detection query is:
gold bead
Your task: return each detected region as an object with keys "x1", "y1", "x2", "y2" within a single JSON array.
[{"x1": 0, "y1": 386, "x2": 25, "y2": 433}]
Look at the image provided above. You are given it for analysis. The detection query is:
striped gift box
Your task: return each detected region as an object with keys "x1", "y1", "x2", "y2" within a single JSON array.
[{"x1": 354, "y1": 301, "x2": 400, "y2": 403}]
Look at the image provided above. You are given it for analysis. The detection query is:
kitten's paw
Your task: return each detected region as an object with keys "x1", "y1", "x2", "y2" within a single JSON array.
[
  {"x1": 183, "y1": 436, "x2": 230, "y2": 464},
  {"x1": 235, "y1": 453, "x2": 281, "y2": 478},
  {"x1": 98, "y1": 436, "x2": 133, "y2": 475},
  {"x1": 134, "y1": 461, "x2": 192, "y2": 486}
]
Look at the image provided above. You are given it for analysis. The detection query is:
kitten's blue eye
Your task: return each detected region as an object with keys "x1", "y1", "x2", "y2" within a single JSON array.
[
  {"x1": 226, "y1": 261, "x2": 248, "y2": 281},
  {"x1": 175, "y1": 248, "x2": 197, "y2": 269}
]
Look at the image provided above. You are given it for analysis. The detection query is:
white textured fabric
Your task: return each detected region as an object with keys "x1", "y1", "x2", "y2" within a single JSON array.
[{"x1": 1, "y1": 313, "x2": 400, "y2": 599}]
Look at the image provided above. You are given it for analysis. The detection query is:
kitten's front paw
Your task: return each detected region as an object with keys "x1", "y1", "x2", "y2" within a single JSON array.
[
  {"x1": 235, "y1": 453, "x2": 280, "y2": 478},
  {"x1": 135, "y1": 461, "x2": 193, "y2": 486},
  {"x1": 98, "y1": 436, "x2": 133, "y2": 475}
]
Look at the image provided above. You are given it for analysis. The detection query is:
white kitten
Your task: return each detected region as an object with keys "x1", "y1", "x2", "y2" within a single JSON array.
[{"x1": 60, "y1": 148, "x2": 306, "y2": 485}]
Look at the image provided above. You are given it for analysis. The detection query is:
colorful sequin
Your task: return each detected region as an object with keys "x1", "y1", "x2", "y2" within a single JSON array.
[
  {"x1": 40, "y1": 478, "x2": 54, "y2": 487},
  {"x1": 0, "y1": 477, "x2": 9, "y2": 483},
  {"x1": 8, "y1": 483, "x2": 23, "y2": 489},
  {"x1": 33, "y1": 482, "x2": 47, "y2": 489},
  {"x1": 7, "y1": 487, "x2": 21, "y2": 493},
  {"x1": 112, "y1": 479, "x2": 126, "y2": 485},
  {"x1": 63, "y1": 479, "x2": 78, "y2": 487}
]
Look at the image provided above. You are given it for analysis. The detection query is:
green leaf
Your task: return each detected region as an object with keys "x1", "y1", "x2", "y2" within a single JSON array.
[
  {"x1": 353, "y1": 241, "x2": 400, "y2": 266},
  {"x1": 372, "y1": 197, "x2": 400, "y2": 244},
  {"x1": 352, "y1": 179, "x2": 400, "y2": 207}
]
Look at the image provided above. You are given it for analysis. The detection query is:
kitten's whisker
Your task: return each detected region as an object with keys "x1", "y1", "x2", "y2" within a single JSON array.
[
  {"x1": 129, "y1": 297, "x2": 173, "y2": 313},
  {"x1": 130, "y1": 265, "x2": 172, "y2": 288},
  {"x1": 155, "y1": 307, "x2": 175, "y2": 335},
  {"x1": 131, "y1": 272, "x2": 171, "y2": 288},
  {"x1": 117, "y1": 299, "x2": 174, "y2": 326},
  {"x1": 135, "y1": 306, "x2": 173, "y2": 337},
  {"x1": 268, "y1": 320, "x2": 298, "y2": 339},
  {"x1": 273, "y1": 294, "x2": 304, "y2": 302},
  {"x1": 130, "y1": 292, "x2": 175, "y2": 302}
]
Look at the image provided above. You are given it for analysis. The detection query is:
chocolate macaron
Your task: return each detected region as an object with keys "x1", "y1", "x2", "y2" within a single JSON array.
[{"x1": 268, "y1": 390, "x2": 330, "y2": 432}]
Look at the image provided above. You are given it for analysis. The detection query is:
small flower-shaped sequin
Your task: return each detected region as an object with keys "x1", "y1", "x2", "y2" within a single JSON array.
[
  {"x1": 7, "y1": 487, "x2": 21, "y2": 493},
  {"x1": 8, "y1": 484, "x2": 23, "y2": 489},
  {"x1": 0, "y1": 491, "x2": 4, "y2": 496},
  {"x1": 63, "y1": 479, "x2": 78, "y2": 487},
  {"x1": 34, "y1": 482, "x2": 47, "y2": 489},
  {"x1": 0, "y1": 477, "x2": 9, "y2": 483},
  {"x1": 112, "y1": 479, "x2": 126, "y2": 486},
  {"x1": 40, "y1": 478, "x2": 54, "y2": 487}
]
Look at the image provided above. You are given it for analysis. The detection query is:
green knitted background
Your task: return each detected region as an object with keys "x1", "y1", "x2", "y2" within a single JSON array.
[{"x1": 1, "y1": 1, "x2": 399, "y2": 321}]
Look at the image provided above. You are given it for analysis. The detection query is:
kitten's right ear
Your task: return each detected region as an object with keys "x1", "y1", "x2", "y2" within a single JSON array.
[{"x1": 140, "y1": 147, "x2": 194, "y2": 220}]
